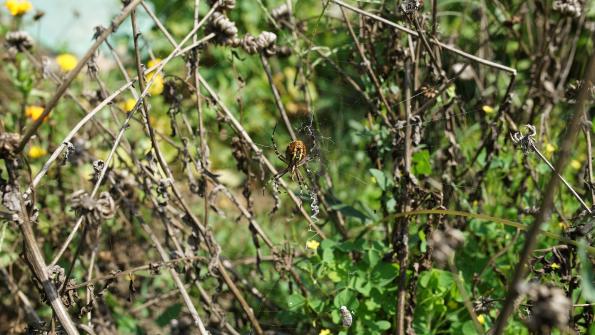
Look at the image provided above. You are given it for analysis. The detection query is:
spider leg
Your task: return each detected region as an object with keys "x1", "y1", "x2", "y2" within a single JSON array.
[
  {"x1": 271, "y1": 123, "x2": 288, "y2": 164},
  {"x1": 293, "y1": 169, "x2": 308, "y2": 195},
  {"x1": 274, "y1": 166, "x2": 290, "y2": 180}
]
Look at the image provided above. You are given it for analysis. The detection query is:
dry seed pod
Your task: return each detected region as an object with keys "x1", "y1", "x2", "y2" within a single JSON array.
[
  {"x1": 5, "y1": 31, "x2": 34, "y2": 53},
  {"x1": 340, "y1": 306, "x2": 353, "y2": 327}
]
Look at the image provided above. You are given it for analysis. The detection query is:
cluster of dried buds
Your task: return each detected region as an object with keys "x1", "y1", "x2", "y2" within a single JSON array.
[
  {"x1": 5, "y1": 31, "x2": 34, "y2": 55},
  {"x1": 429, "y1": 227, "x2": 464, "y2": 265},
  {"x1": 208, "y1": 7, "x2": 290, "y2": 57},
  {"x1": 552, "y1": 0, "x2": 582, "y2": 18},
  {"x1": 520, "y1": 282, "x2": 571, "y2": 332},
  {"x1": 47, "y1": 265, "x2": 78, "y2": 308},
  {"x1": 271, "y1": 3, "x2": 290, "y2": 21},
  {"x1": 70, "y1": 190, "x2": 116, "y2": 224}
]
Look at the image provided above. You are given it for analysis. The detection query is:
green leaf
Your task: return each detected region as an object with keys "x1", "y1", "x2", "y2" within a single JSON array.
[
  {"x1": 328, "y1": 271, "x2": 342, "y2": 283},
  {"x1": 287, "y1": 293, "x2": 306, "y2": 310},
  {"x1": 461, "y1": 320, "x2": 477, "y2": 335},
  {"x1": 334, "y1": 288, "x2": 358, "y2": 309},
  {"x1": 330, "y1": 203, "x2": 370, "y2": 222},
  {"x1": 375, "y1": 320, "x2": 391, "y2": 330},
  {"x1": 156, "y1": 303, "x2": 182, "y2": 327},
  {"x1": 354, "y1": 276, "x2": 373, "y2": 296},
  {"x1": 412, "y1": 150, "x2": 432, "y2": 176},
  {"x1": 578, "y1": 239, "x2": 595, "y2": 302},
  {"x1": 308, "y1": 297, "x2": 325, "y2": 313},
  {"x1": 369, "y1": 168, "x2": 389, "y2": 191}
]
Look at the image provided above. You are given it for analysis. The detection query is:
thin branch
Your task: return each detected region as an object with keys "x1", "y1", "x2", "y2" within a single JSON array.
[{"x1": 331, "y1": 0, "x2": 517, "y2": 75}]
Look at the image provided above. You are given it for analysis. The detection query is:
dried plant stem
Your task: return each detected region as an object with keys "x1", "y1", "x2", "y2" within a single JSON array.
[
  {"x1": 531, "y1": 143, "x2": 591, "y2": 212},
  {"x1": 491, "y1": 54, "x2": 595, "y2": 335},
  {"x1": 331, "y1": 0, "x2": 516, "y2": 75},
  {"x1": 260, "y1": 55, "x2": 297, "y2": 140},
  {"x1": 6, "y1": 166, "x2": 80, "y2": 335},
  {"x1": 140, "y1": 220, "x2": 209, "y2": 333},
  {"x1": 339, "y1": 6, "x2": 393, "y2": 121},
  {"x1": 448, "y1": 260, "x2": 484, "y2": 334}
]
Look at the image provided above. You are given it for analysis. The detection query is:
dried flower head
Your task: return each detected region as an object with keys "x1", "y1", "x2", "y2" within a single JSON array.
[
  {"x1": 210, "y1": 11, "x2": 238, "y2": 41},
  {"x1": 429, "y1": 227, "x2": 464, "y2": 265},
  {"x1": 339, "y1": 306, "x2": 353, "y2": 327},
  {"x1": 552, "y1": 0, "x2": 582, "y2": 18},
  {"x1": 70, "y1": 190, "x2": 116, "y2": 224},
  {"x1": 5, "y1": 31, "x2": 34, "y2": 53},
  {"x1": 271, "y1": 3, "x2": 290, "y2": 21},
  {"x1": 522, "y1": 283, "x2": 571, "y2": 332},
  {"x1": 208, "y1": 0, "x2": 235, "y2": 11},
  {"x1": 0, "y1": 132, "x2": 21, "y2": 159},
  {"x1": 229, "y1": 31, "x2": 279, "y2": 56}
]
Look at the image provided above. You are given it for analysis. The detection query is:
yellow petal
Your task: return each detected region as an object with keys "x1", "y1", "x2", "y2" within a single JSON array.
[
  {"x1": 477, "y1": 314, "x2": 486, "y2": 325},
  {"x1": 28, "y1": 145, "x2": 47, "y2": 159},
  {"x1": 5, "y1": 0, "x2": 32, "y2": 16},
  {"x1": 319, "y1": 329, "x2": 331, "y2": 335},
  {"x1": 570, "y1": 159, "x2": 582, "y2": 170},
  {"x1": 119, "y1": 98, "x2": 137, "y2": 113},
  {"x1": 545, "y1": 143, "x2": 555, "y2": 155},
  {"x1": 306, "y1": 240, "x2": 320, "y2": 250},
  {"x1": 551, "y1": 262, "x2": 560, "y2": 270},
  {"x1": 56, "y1": 53, "x2": 78, "y2": 72},
  {"x1": 145, "y1": 72, "x2": 164, "y2": 96},
  {"x1": 147, "y1": 58, "x2": 162, "y2": 69},
  {"x1": 25, "y1": 105, "x2": 46, "y2": 121},
  {"x1": 482, "y1": 105, "x2": 495, "y2": 114}
]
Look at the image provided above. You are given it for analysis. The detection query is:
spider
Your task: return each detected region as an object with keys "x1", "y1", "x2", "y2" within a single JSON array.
[{"x1": 271, "y1": 125, "x2": 311, "y2": 188}]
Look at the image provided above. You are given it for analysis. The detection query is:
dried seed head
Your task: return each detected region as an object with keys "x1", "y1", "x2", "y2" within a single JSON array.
[
  {"x1": 552, "y1": 0, "x2": 582, "y2": 18},
  {"x1": 70, "y1": 190, "x2": 116, "y2": 224},
  {"x1": 210, "y1": 11, "x2": 238, "y2": 40},
  {"x1": 524, "y1": 283, "x2": 571, "y2": 332},
  {"x1": 209, "y1": 0, "x2": 235, "y2": 11},
  {"x1": 401, "y1": 0, "x2": 423, "y2": 14},
  {"x1": 339, "y1": 306, "x2": 353, "y2": 327},
  {"x1": 430, "y1": 227, "x2": 464, "y2": 265},
  {"x1": 5, "y1": 31, "x2": 34, "y2": 53},
  {"x1": 0, "y1": 132, "x2": 21, "y2": 159},
  {"x1": 271, "y1": 3, "x2": 290, "y2": 21}
]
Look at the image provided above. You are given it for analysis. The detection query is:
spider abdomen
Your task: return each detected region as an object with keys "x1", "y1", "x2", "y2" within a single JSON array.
[{"x1": 286, "y1": 140, "x2": 307, "y2": 166}]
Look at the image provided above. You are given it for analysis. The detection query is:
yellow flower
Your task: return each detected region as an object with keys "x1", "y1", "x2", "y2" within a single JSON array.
[
  {"x1": 482, "y1": 105, "x2": 495, "y2": 114},
  {"x1": 545, "y1": 143, "x2": 555, "y2": 155},
  {"x1": 477, "y1": 314, "x2": 486, "y2": 325},
  {"x1": 119, "y1": 98, "x2": 137, "y2": 113},
  {"x1": 4, "y1": 0, "x2": 32, "y2": 16},
  {"x1": 306, "y1": 240, "x2": 320, "y2": 250},
  {"x1": 28, "y1": 145, "x2": 46, "y2": 159},
  {"x1": 56, "y1": 53, "x2": 78, "y2": 72},
  {"x1": 558, "y1": 221, "x2": 569, "y2": 230},
  {"x1": 551, "y1": 262, "x2": 560, "y2": 270},
  {"x1": 147, "y1": 58, "x2": 162, "y2": 69},
  {"x1": 319, "y1": 330, "x2": 331, "y2": 335},
  {"x1": 570, "y1": 159, "x2": 582, "y2": 170},
  {"x1": 25, "y1": 105, "x2": 46, "y2": 121},
  {"x1": 146, "y1": 72, "x2": 164, "y2": 96}
]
